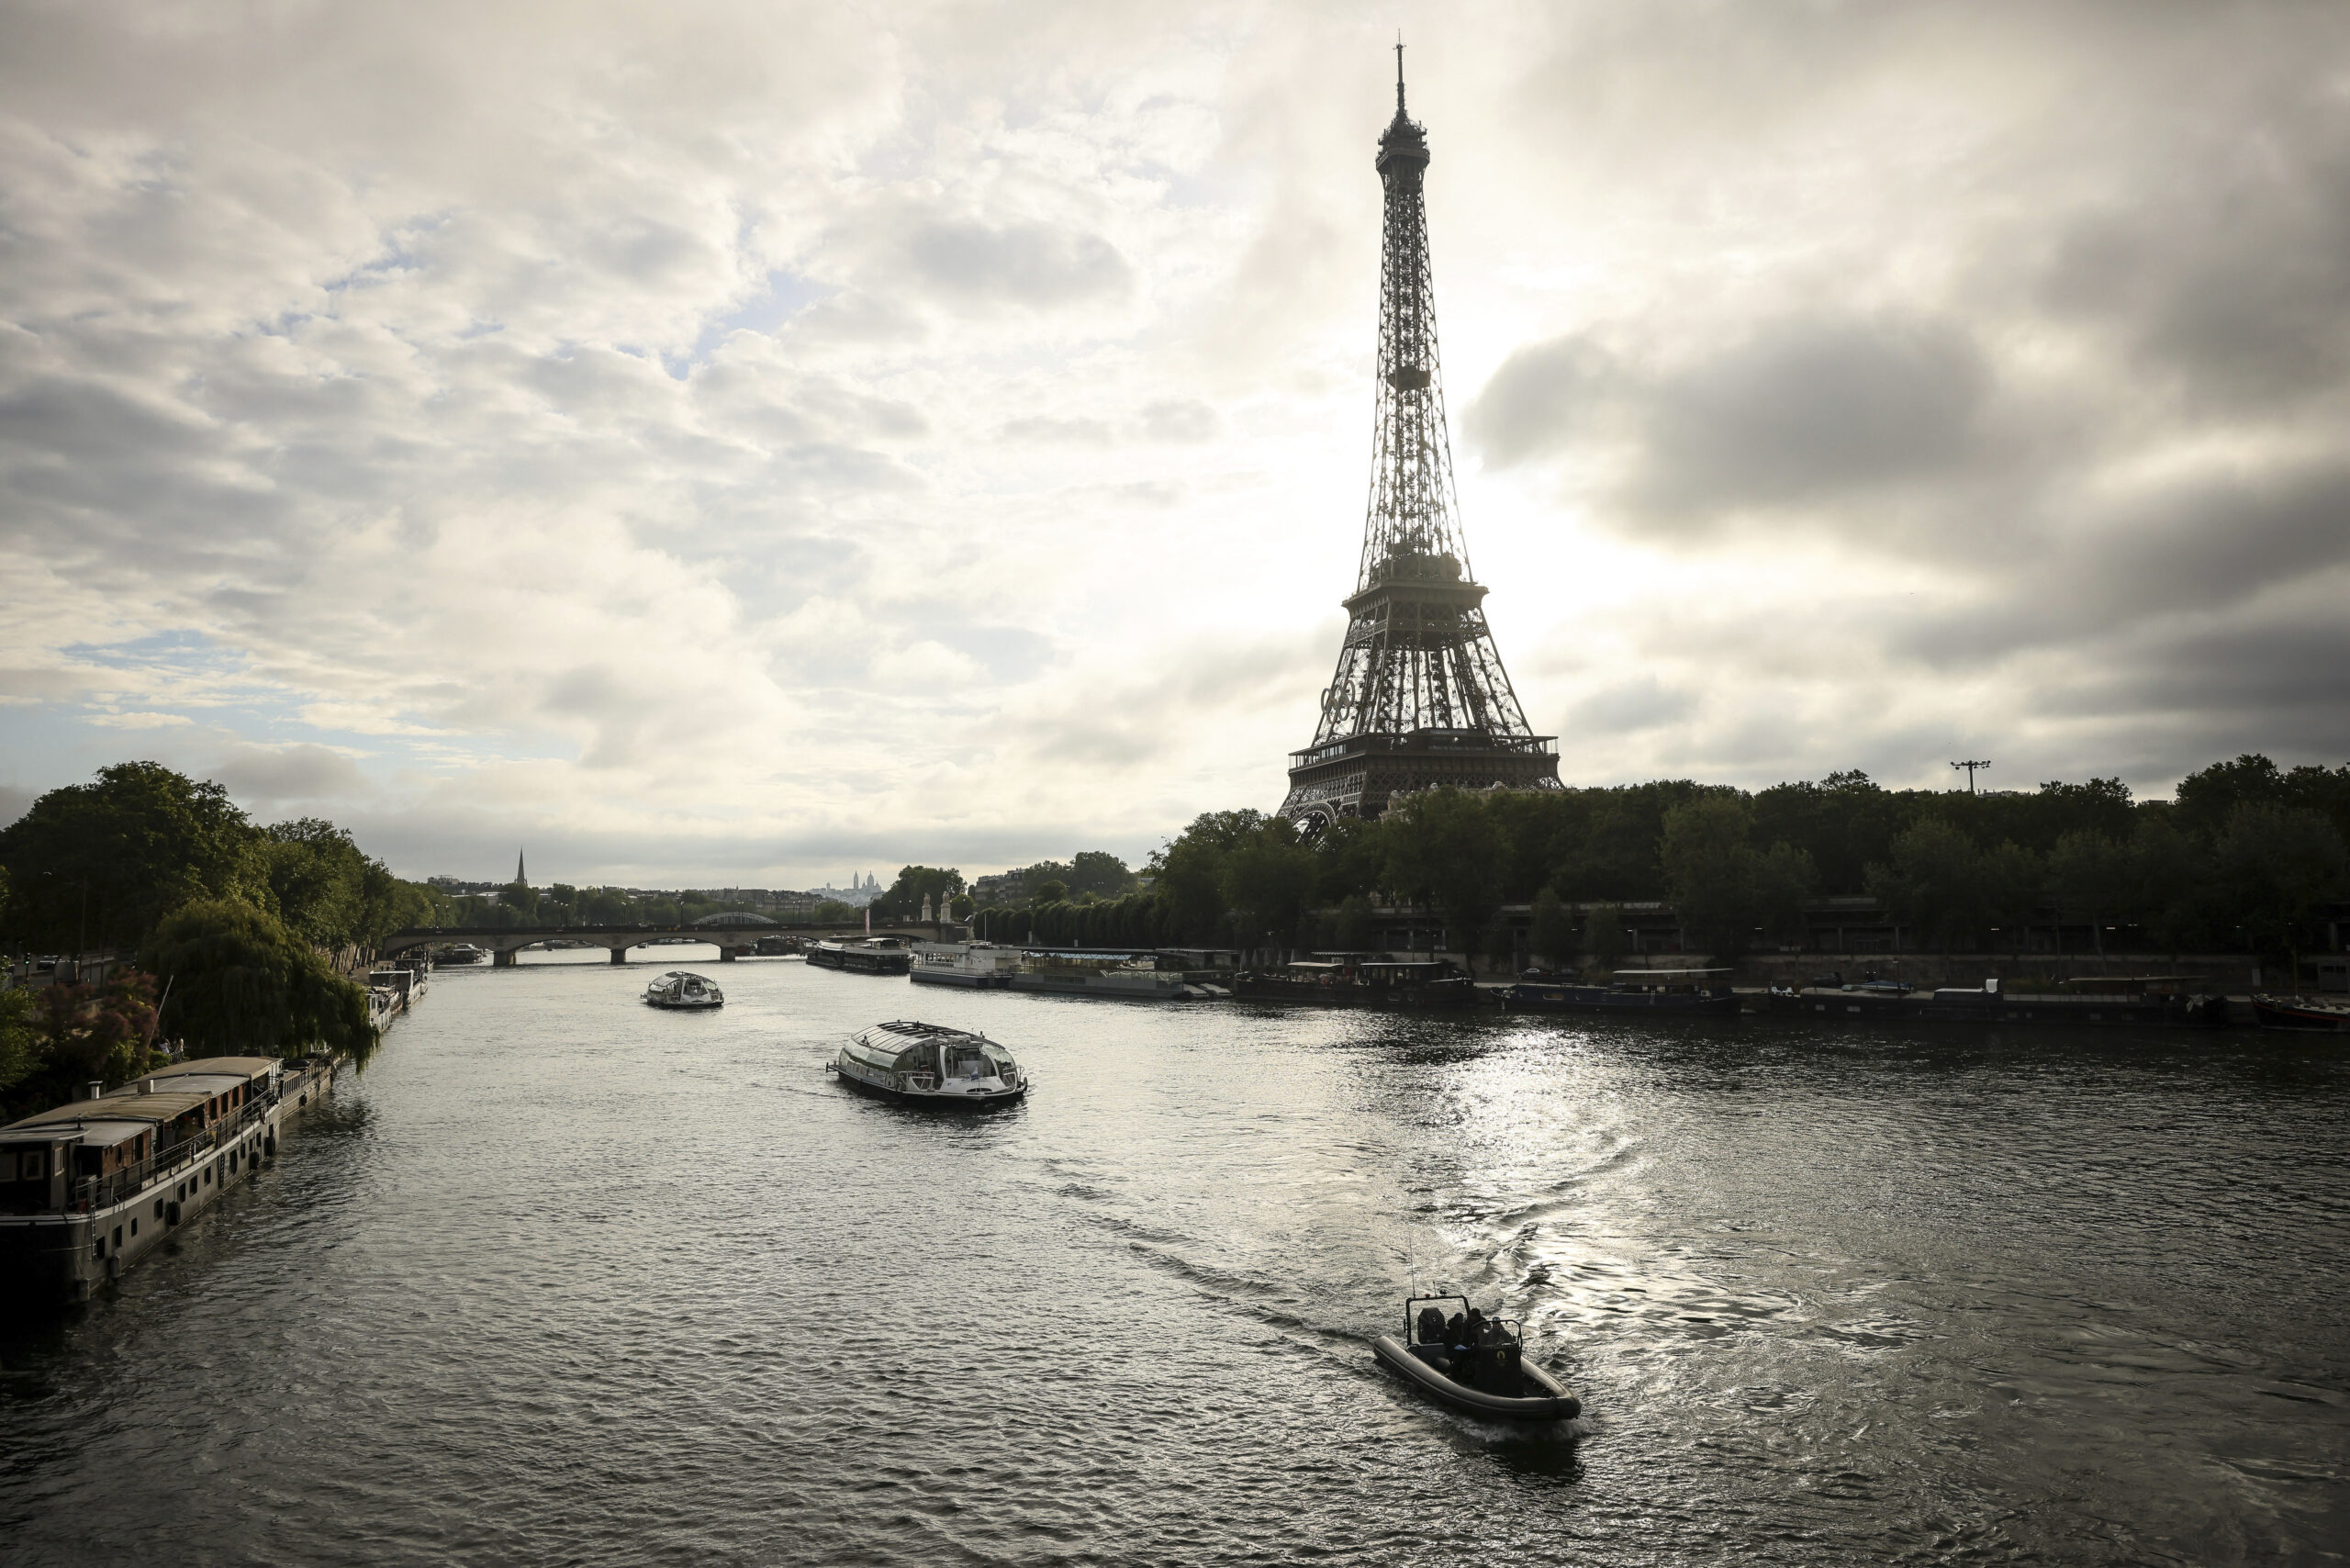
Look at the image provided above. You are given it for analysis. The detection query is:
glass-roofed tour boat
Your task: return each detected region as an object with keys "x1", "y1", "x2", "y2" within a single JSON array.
[
  {"x1": 644, "y1": 970, "x2": 723, "y2": 1009},
  {"x1": 829, "y1": 1021, "x2": 1027, "y2": 1108}
]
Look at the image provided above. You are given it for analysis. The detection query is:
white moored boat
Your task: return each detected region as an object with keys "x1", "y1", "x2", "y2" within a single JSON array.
[
  {"x1": 644, "y1": 970, "x2": 723, "y2": 1010},
  {"x1": 828, "y1": 1021, "x2": 1027, "y2": 1108}
]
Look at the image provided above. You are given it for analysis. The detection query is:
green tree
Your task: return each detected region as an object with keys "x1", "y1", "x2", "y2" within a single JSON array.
[
  {"x1": 1529, "y1": 887, "x2": 1577, "y2": 969},
  {"x1": 0, "y1": 762, "x2": 267, "y2": 951},
  {"x1": 142, "y1": 899, "x2": 376, "y2": 1062},
  {"x1": 1866, "y1": 818, "x2": 1986, "y2": 951},
  {"x1": 1067, "y1": 852, "x2": 1135, "y2": 899},
  {"x1": 0, "y1": 972, "x2": 166, "y2": 1120},
  {"x1": 2128, "y1": 818, "x2": 2208, "y2": 957},
  {"x1": 1150, "y1": 810, "x2": 1272, "y2": 943},
  {"x1": 2048, "y1": 831, "x2": 2131, "y2": 958},
  {"x1": 263, "y1": 818, "x2": 424, "y2": 950},
  {"x1": 1661, "y1": 796, "x2": 1817, "y2": 959},
  {"x1": 873, "y1": 867, "x2": 965, "y2": 920},
  {"x1": 1979, "y1": 841, "x2": 2044, "y2": 957},
  {"x1": 1481, "y1": 910, "x2": 1517, "y2": 976},
  {"x1": 1220, "y1": 819, "x2": 1316, "y2": 959},
  {"x1": 1311, "y1": 815, "x2": 1392, "y2": 905},
  {"x1": 1334, "y1": 893, "x2": 1375, "y2": 951},
  {"x1": 1032, "y1": 878, "x2": 1069, "y2": 904},
  {"x1": 0, "y1": 986, "x2": 40, "y2": 1097},
  {"x1": 1383, "y1": 788, "x2": 1505, "y2": 956},
  {"x1": 2210, "y1": 803, "x2": 2350, "y2": 985},
  {"x1": 1582, "y1": 903, "x2": 1628, "y2": 971}
]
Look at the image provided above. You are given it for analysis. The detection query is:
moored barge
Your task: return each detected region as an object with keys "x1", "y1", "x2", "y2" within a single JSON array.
[
  {"x1": 1234, "y1": 955, "x2": 1482, "y2": 1009},
  {"x1": 1500, "y1": 968, "x2": 1740, "y2": 1015},
  {"x1": 1761, "y1": 977, "x2": 2232, "y2": 1027},
  {"x1": 809, "y1": 937, "x2": 914, "y2": 976},
  {"x1": 0, "y1": 1056, "x2": 325, "y2": 1308},
  {"x1": 910, "y1": 941, "x2": 1020, "y2": 989}
]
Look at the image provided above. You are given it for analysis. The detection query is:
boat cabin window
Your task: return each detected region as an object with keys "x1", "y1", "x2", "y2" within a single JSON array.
[{"x1": 943, "y1": 1044, "x2": 992, "y2": 1079}]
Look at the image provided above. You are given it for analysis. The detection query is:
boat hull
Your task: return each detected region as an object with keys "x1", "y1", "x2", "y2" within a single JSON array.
[
  {"x1": 1371, "y1": 1335, "x2": 1581, "y2": 1422},
  {"x1": 827, "y1": 1064, "x2": 1027, "y2": 1110},
  {"x1": 909, "y1": 969, "x2": 1012, "y2": 989},
  {"x1": 1005, "y1": 972, "x2": 1205, "y2": 1002},
  {"x1": 1501, "y1": 985, "x2": 1740, "y2": 1015},
  {"x1": 1233, "y1": 977, "x2": 1484, "y2": 1009},
  {"x1": 2251, "y1": 995, "x2": 2350, "y2": 1033},
  {"x1": 1760, "y1": 990, "x2": 2232, "y2": 1028},
  {"x1": 809, "y1": 946, "x2": 912, "y2": 975}
]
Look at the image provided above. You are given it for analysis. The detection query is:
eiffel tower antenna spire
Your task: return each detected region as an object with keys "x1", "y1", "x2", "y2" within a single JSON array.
[{"x1": 1279, "y1": 54, "x2": 1560, "y2": 833}]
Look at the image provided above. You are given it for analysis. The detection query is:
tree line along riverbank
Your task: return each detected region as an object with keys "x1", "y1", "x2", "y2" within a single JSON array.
[
  {"x1": 958, "y1": 756, "x2": 2349, "y2": 982},
  {"x1": 6, "y1": 752, "x2": 2346, "y2": 1120}
]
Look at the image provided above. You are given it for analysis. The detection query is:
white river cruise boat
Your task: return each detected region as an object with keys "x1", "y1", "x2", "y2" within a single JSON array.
[
  {"x1": 910, "y1": 941, "x2": 1022, "y2": 989},
  {"x1": 644, "y1": 970, "x2": 723, "y2": 1009},
  {"x1": 0, "y1": 1055, "x2": 331, "y2": 1307},
  {"x1": 828, "y1": 1021, "x2": 1027, "y2": 1108}
]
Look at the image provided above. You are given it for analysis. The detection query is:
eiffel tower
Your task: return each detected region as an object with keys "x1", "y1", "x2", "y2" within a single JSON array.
[{"x1": 1280, "y1": 48, "x2": 1560, "y2": 834}]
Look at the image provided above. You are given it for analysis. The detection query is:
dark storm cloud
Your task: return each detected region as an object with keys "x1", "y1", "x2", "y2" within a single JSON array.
[
  {"x1": 905, "y1": 219, "x2": 1130, "y2": 309},
  {"x1": 1468, "y1": 312, "x2": 1992, "y2": 524},
  {"x1": 2028, "y1": 101, "x2": 2350, "y2": 407},
  {"x1": 1636, "y1": 316, "x2": 1989, "y2": 517},
  {"x1": 1894, "y1": 459, "x2": 2350, "y2": 663}
]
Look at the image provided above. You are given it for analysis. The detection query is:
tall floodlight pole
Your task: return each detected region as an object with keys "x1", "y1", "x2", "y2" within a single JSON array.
[
  {"x1": 1278, "y1": 49, "x2": 1561, "y2": 834},
  {"x1": 1953, "y1": 759, "x2": 1991, "y2": 794}
]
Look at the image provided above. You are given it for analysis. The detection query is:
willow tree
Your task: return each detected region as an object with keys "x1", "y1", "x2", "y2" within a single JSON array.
[{"x1": 141, "y1": 899, "x2": 376, "y2": 1062}]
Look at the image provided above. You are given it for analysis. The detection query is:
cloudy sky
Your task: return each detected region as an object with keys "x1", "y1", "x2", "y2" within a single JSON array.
[{"x1": 4, "y1": 1, "x2": 2346, "y2": 889}]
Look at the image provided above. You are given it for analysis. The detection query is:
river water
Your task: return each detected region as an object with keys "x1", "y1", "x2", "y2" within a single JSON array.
[{"x1": 3, "y1": 951, "x2": 2346, "y2": 1565}]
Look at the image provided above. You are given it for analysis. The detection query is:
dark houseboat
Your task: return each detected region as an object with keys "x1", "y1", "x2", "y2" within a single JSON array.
[
  {"x1": 1500, "y1": 968, "x2": 1741, "y2": 1016},
  {"x1": 1233, "y1": 955, "x2": 1482, "y2": 1009},
  {"x1": 0, "y1": 1056, "x2": 331, "y2": 1307},
  {"x1": 1371, "y1": 1294, "x2": 1581, "y2": 1423},
  {"x1": 808, "y1": 937, "x2": 914, "y2": 976}
]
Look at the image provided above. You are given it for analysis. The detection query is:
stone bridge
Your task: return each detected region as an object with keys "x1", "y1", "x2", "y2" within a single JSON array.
[{"x1": 380, "y1": 922, "x2": 959, "y2": 967}]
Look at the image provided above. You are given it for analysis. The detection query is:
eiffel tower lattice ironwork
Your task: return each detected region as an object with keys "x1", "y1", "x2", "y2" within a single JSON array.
[{"x1": 1279, "y1": 48, "x2": 1560, "y2": 834}]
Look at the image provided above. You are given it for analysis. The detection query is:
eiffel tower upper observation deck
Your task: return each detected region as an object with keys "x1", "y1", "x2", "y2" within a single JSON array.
[{"x1": 1279, "y1": 50, "x2": 1561, "y2": 834}]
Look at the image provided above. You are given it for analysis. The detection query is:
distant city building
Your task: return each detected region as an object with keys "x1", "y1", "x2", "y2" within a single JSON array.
[
  {"x1": 970, "y1": 872, "x2": 1024, "y2": 907},
  {"x1": 806, "y1": 872, "x2": 880, "y2": 909}
]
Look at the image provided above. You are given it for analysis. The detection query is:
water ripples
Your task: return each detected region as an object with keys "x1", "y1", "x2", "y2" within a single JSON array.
[{"x1": 3, "y1": 954, "x2": 2346, "y2": 1564}]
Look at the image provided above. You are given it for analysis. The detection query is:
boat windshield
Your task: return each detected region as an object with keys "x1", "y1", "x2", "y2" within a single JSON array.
[{"x1": 942, "y1": 1043, "x2": 996, "y2": 1080}]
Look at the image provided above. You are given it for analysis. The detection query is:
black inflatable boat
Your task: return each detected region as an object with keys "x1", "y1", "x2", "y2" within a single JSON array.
[{"x1": 1371, "y1": 1294, "x2": 1582, "y2": 1423}]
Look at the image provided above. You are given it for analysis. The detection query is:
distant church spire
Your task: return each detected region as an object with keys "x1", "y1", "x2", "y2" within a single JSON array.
[{"x1": 516, "y1": 847, "x2": 527, "y2": 887}]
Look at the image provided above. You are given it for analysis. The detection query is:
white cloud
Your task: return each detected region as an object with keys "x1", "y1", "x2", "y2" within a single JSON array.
[{"x1": 2, "y1": 1, "x2": 2344, "y2": 886}]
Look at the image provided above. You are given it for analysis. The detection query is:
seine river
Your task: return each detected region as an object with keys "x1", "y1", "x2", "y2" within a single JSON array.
[{"x1": 4, "y1": 952, "x2": 2346, "y2": 1564}]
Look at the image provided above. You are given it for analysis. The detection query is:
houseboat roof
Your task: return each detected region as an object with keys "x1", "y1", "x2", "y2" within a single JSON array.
[
  {"x1": 5, "y1": 1089, "x2": 214, "y2": 1132},
  {"x1": 147, "y1": 1056, "x2": 279, "y2": 1081},
  {"x1": 114, "y1": 1072, "x2": 250, "y2": 1097},
  {"x1": 0, "y1": 1116, "x2": 154, "y2": 1148}
]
